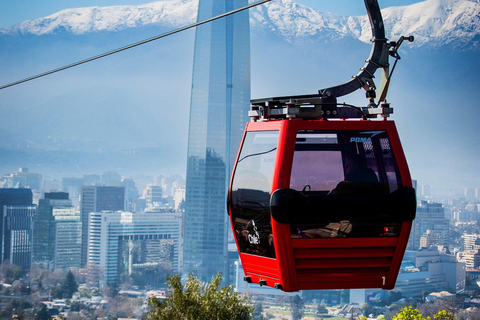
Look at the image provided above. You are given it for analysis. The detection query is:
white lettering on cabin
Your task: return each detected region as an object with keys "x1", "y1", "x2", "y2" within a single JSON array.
[{"x1": 248, "y1": 220, "x2": 261, "y2": 245}]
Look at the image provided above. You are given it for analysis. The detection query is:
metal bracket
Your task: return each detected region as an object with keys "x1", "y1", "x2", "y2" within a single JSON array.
[{"x1": 249, "y1": 0, "x2": 413, "y2": 122}]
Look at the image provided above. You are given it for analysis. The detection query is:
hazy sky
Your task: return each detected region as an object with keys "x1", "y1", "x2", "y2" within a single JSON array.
[{"x1": 0, "y1": 0, "x2": 424, "y2": 29}]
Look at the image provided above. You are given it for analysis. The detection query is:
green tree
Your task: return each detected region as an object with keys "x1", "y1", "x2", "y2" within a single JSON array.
[
  {"x1": 392, "y1": 306, "x2": 426, "y2": 320},
  {"x1": 434, "y1": 310, "x2": 456, "y2": 320},
  {"x1": 0, "y1": 261, "x2": 23, "y2": 283},
  {"x1": 61, "y1": 270, "x2": 78, "y2": 298},
  {"x1": 143, "y1": 273, "x2": 253, "y2": 320},
  {"x1": 315, "y1": 304, "x2": 328, "y2": 319},
  {"x1": 290, "y1": 295, "x2": 305, "y2": 320},
  {"x1": 253, "y1": 302, "x2": 265, "y2": 320},
  {"x1": 34, "y1": 304, "x2": 50, "y2": 320}
]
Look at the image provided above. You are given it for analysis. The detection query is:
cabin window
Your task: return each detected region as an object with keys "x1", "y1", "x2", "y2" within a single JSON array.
[
  {"x1": 289, "y1": 130, "x2": 403, "y2": 238},
  {"x1": 230, "y1": 131, "x2": 278, "y2": 258}
]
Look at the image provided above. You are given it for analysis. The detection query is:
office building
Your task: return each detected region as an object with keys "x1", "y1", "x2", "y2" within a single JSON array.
[
  {"x1": 80, "y1": 186, "x2": 125, "y2": 267},
  {"x1": 420, "y1": 230, "x2": 441, "y2": 249},
  {"x1": 87, "y1": 209, "x2": 181, "y2": 287},
  {"x1": 53, "y1": 206, "x2": 82, "y2": 269},
  {"x1": 0, "y1": 188, "x2": 34, "y2": 268},
  {"x1": 2, "y1": 206, "x2": 36, "y2": 269},
  {"x1": 464, "y1": 233, "x2": 480, "y2": 251},
  {"x1": 395, "y1": 249, "x2": 465, "y2": 298},
  {"x1": 33, "y1": 192, "x2": 81, "y2": 269},
  {"x1": 121, "y1": 178, "x2": 139, "y2": 212},
  {"x1": 183, "y1": 0, "x2": 251, "y2": 282},
  {"x1": 144, "y1": 185, "x2": 163, "y2": 209},
  {"x1": 459, "y1": 250, "x2": 480, "y2": 269},
  {"x1": 33, "y1": 192, "x2": 71, "y2": 267},
  {"x1": 408, "y1": 200, "x2": 450, "y2": 250}
]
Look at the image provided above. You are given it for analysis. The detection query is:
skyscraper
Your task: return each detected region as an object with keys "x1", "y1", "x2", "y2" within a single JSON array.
[
  {"x1": 407, "y1": 200, "x2": 450, "y2": 250},
  {"x1": 183, "y1": 0, "x2": 251, "y2": 281},
  {"x1": 33, "y1": 192, "x2": 71, "y2": 268},
  {"x1": 33, "y1": 192, "x2": 81, "y2": 270},
  {"x1": 0, "y1": 188, "x2": 34, "y2": 269},
  {"x1": 80, "y1": 186, "x2": 125, "y2": 267},
  {"x1": 53, "y1": 206, "x2": 82, "y2": 270},
  {"x1": 2, "y1": 206, "x2": 36, "y2": 269}
]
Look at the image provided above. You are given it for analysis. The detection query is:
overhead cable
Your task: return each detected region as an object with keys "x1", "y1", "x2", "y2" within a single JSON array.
[{"x1": 0, "y1": 0, "x2": 271, "y2": 90}]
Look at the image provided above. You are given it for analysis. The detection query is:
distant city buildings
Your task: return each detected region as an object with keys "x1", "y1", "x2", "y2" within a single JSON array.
[
  {"x1": 396, "y1": 249, "x2": 465, "y2": 298},
  {"x1": 0, "y1": 168, "x2": 41, "y2": 191},
  {"x1": 87, "y1": 209, "x2": 182, "y2": 287},
  {"x1": 0, "y1": 161, "x2": 478, "y2": 304},
  {"x1": 80, "y1": 186, "x2": 125, "y2": 267},
  {"x1": 408, "y1": 200, "x2": 450, "y2": 250}
]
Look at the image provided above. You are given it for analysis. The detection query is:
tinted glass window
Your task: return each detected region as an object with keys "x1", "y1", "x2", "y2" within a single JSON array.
[
  {"x1": 290, "y1": 130, "x2": 403, "y2": 238},
  {"x1": 230, "y1": 131, "x2": 277, "y2": 258}
]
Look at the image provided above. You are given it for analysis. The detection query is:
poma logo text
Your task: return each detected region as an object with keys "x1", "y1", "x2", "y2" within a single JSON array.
[{"x1": 350, "y1": 137, "x2": 372, "y2": 143}]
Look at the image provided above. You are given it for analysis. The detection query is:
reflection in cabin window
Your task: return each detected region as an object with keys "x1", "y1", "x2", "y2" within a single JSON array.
[
  {"x1": 290, "y1": 130, "x2": 403, "y2": 239},
  {"x1": 230, "y1": 131, "x2": 278, "y2": 258}
]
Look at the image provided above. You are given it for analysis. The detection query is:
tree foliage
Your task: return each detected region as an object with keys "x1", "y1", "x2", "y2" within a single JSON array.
[
  {"x1": 61, "y1": 270, "x2": 78, "y2": 298},
  {"x1": 290, "y1": 294, "x2": 305, "y2": 320},
  {"x1": 0, "y1": 261, "x2": 23, "y2": 283},
  {"x1": 385, "y1": 306, "x2": 458, "y2": 320},
  {"x1": 252, "y1": 302, "x2": 265, "y2": 320},
  {"x1": 143, "y1": 273, "x2": 253, "y2": 320},
  {"x1": 392, "y1": 306, "x2": 426, "y2": 320}
]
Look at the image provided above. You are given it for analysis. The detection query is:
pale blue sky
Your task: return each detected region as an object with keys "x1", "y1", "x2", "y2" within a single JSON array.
[{"x1": 0, "y1": 0, "x2": 423, "y2": 29}]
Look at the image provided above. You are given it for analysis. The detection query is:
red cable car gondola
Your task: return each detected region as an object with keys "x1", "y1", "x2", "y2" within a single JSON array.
[{"x1": 228, "y1": 0, "x2": 416, "y2": 292}]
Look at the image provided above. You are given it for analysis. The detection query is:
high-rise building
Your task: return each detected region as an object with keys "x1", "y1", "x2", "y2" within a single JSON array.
[
  {"x1": 2, "y1": 205, "x2": 36, "y2": 269},
  {"x1": 420, "y1": 230, "x2": 441, "y2": 249},
  {"x1": 183, "y1": 0, "x2": 251, "y2": 282},
  {"x1": 407, "y1": 200, "x2": 450, "y2": 250},
  {"x1": 464, "y1": 233, "x2": 480, "y2": 251},
  {"x1": 33, "y1": 192, "x2": 71, "y2": 268},
  {"x1": 87, "y1": 209, "x2": 181, "y2": 287},
  {"x1": 80, "y1": 186, "x2": 125, "y2": 267},
  {"x1": 0, "y1": 188, "x2": 34, "y2": 268},
  {"x1": 144, "y1": 185, "x2": 163, "y2": 209},
  {"x1": 53, "y1": 206, "x2": 82, "y2": 269}
]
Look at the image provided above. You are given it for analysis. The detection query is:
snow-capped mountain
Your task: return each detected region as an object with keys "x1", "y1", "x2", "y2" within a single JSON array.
[
  {"x1": 1, "y1": 0, "x2": 479, "y2": 49},
  {"x1": 1, "y1": 0, "x2": 198, "y2": 35}
]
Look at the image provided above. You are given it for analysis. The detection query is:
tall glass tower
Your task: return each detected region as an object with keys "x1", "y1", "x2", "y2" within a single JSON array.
[{"x1": 183, "y1": 0, "x2": 251, "y2": 281}]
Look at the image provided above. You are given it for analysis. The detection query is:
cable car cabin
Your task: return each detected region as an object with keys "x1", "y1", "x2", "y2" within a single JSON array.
[{"x1": 228, "y1": 111, "x2": 416, "y2": 292}]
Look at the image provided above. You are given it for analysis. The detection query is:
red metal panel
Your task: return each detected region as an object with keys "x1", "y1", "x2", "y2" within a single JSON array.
[
  {"x1": 293, "y1": 247, "x2": 396, "y2": 259},
  {"x1": 240, "y1": 253, "x2": 279, "y2": 280},
  {"x1": 270, "y1": 120, "x2": 299, "y2": 292},
  {"x1": 291, "y1": 237, "x2": 399, "y2": 248}
]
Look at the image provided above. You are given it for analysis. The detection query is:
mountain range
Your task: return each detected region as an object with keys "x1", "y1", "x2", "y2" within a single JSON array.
[
  {"x1": 0, "y1": 0, "x2": 479, "y2": 190},
  {"x1": 2, "y1": 0, "x2": 480, "y2": 48}
]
